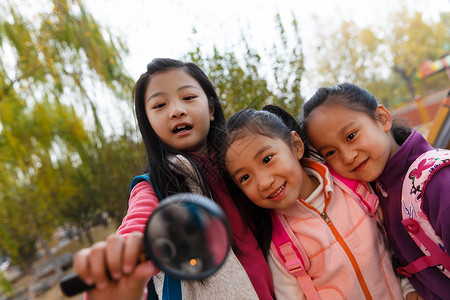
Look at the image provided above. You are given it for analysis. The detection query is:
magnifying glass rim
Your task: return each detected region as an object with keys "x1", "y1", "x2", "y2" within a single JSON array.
[{"x1": 143, "y1": 193, "x2": 232, "y2": 281}]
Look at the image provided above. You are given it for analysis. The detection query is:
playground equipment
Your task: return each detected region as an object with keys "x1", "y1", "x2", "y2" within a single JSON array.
[
  {"x1": 412, "y1": 54, "x2": 450, "y2": 149},
  {"x1": 426, "y1": 91, "x2": 450, "y2": 148},
  {"x1": 413, "y1": 90, "x2": 450, "y2": 149}
]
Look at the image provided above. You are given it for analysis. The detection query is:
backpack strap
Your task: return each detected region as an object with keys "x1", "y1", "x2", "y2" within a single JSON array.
[
  {"x1": 130, "y1": 174, "x2": 182, "y2": 300},
  {"x1": 271, "y1": 210, "x2": 320, "y2": 300},
  {"x1": 130, "y1": 174, "x2": 163, "y2": 200},
  {"x1": 328, "y1": 167, "x2": 379, "y2": 218},
  {"x1": 398, "y1": 149, "x2": 450, "y2": 278}
]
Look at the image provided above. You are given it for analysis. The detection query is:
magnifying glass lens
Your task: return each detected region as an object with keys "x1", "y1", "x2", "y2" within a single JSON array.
[{"x1": 144, "y1": 193, "x2": 231, "y2": 280}]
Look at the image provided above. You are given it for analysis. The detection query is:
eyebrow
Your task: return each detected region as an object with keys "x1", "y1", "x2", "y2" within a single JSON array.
[
  {"x1": 255, "y1": 145, "x2": 272, "y2": 159},
  {"x1": 146, "y1": 84, "x2": 200, "y2": 103},
  {"x1": 315, "y1": 122, "x2": 355, "y2": 152},
  {"x1": 229, "y1": 144, "x2": 272, "y2": 179}
]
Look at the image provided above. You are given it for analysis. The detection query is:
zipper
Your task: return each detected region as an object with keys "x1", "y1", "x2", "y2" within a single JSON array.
[{"x1": 320, "y1": 212, "x2": 373, "y2": 300}]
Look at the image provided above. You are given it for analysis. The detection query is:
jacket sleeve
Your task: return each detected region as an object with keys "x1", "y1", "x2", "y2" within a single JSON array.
[
  {"x1": 423, "y1": 165, "x2": 450, "y2": 252},
  {"x1": 268, "y1": 250, "x2": 305, "y2": 300},
  {"x1": 116, "y1": 181, "x2": 159, "y2": 237}
]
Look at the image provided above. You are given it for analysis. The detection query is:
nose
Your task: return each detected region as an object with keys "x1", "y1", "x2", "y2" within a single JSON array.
[
  {"x1": 169, "y1": 102, "x2": 186, "y2": 119},
  {"x1": 342, "y1": 149, "x2": 358, "y2": 164},
  {"x1": 257, "y1": 174, "x2": 275, "y2": 191}
]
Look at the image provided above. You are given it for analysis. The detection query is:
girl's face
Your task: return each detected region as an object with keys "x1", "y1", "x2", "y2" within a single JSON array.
[
  {"x1": 226, "y1": 132, "x2": 317, "y2": 210},
  {"x1": 306, "y1": 103, "x2": 399, "y2": 182},
  {"x1": 145, "y1": 69, "x2": 214, "y2": 154}
]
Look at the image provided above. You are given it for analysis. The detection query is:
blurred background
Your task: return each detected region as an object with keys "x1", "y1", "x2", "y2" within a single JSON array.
[{"x1": 0, "y1": 0, "x2": 449, "y2": 299}]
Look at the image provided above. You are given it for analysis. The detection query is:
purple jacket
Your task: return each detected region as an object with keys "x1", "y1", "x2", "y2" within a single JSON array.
[{"x1": 376, "y1": 130, "x2": 450, "y2": 299}]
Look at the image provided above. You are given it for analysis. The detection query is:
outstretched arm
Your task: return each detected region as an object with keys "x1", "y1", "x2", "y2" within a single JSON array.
[{"x1": 117, "y1": 181, "x2": 159, "y2": 236}]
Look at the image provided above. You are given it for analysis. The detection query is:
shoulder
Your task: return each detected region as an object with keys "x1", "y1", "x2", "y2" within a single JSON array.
[
  {"x1": 422, "y1": 161, "x2": 450, "y2": 209},
  {"x1": 117, "y1": 180, "x2": 159, "y2": 236}
]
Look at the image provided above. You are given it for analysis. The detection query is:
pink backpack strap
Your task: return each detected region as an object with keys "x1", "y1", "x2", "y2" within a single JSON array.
[
  {"x1": 328, "y1": 167, "x2": 379, "y2": 217},
  {"x1": 398, "y1": 149, "x2": 450, "y2": 278},
  {"x1": 271, "y1": 211, "x2": 320, "y2": 300}
]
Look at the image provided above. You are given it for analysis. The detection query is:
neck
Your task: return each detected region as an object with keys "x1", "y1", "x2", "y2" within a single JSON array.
[
  {"x1": 388, "y1": 132, "x2": 401, "y2": 158},
  {"x1": 299, "y1": 169, "x2": 320, "y2": 200}
]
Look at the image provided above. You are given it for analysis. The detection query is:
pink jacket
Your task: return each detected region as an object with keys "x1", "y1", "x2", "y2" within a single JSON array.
[
  {"x1": 269, "y1": 160, "x2": 403, "y2": 299},
  {"x1": 117, "y1": 181, "x2": 158, "y2": 236}
]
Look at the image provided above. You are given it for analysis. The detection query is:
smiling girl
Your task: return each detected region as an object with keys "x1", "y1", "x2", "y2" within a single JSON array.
[
  {"x1": 302, "y1": 83, "x2": 450, "y2": 299},
  {"x1": 224, "y1": 105, "x2": 404, "y2": 299}
]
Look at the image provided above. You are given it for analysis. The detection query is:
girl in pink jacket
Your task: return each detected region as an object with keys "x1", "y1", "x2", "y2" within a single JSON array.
[
  {"x1": 224, "y1": 105, "x2": 407, "y2": 299},
  {"x1": 73, "y1": 58, "x2": 273, "y2": 300}
]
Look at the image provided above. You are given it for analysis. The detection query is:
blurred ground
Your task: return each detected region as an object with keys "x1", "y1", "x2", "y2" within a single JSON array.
[{"x1": 4, "y1": 222, "x2": 117, "y2": 300}]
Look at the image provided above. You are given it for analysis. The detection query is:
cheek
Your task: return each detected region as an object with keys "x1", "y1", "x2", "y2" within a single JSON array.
[
  {"x1": 325, "y1": 159, "x2": 345, "y2": 174},
  {"x1": 366, "y1": 134, "x2": 390, "y2": 158},
  {"x1": 240, "y1": 183, "x2": 257, "y2": 199},
  {"x1": 148, "y1": 114, "x2": 167, "y2": 141}
]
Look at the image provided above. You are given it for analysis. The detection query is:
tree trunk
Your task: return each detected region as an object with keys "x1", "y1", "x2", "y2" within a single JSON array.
[
  {"x1": 83, "y1": 226, "x2": 95, "y2": 245},
  {"x1": 393, "y1": 65, "x2": 416, "y2": 99},
  {"x1": 36, "y1": 233, "x2": 63, "y2": 278}
]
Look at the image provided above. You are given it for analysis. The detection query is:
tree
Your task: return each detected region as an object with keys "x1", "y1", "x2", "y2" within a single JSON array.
[
  {"x1": 309, "y1": 20, "x2": 392, "y2": 102},
  {"x1": 0, "y1": 0, "x2": 135, "y2": 272},
  {"x1": 309, "y1": 8, "x2": 449, "y2": 105},
  {"x1": 388, "y1": 10, "x2": 449, "y2": 98},
  {"x1": 187, "y1": 13, "x2": 306, "y2": 118}
]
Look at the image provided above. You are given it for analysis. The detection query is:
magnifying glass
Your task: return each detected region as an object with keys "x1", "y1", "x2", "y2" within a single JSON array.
[{"x1": 60, "y1": 193, "x2": 231, "y2": 297}]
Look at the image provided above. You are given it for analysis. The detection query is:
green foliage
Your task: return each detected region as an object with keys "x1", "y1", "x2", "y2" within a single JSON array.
[
  {"x1": 0, "y1": 272, "x2": 14, "y2": 297},
  {"x1": 188, "y1": 46, "x2": 273, "y2": 118},
  {"x1": 187, "y1": 13, "x2": 306, "y2": 118},
  {"x1": 309, "y1": 8, "x2": 449, "y2": 105},
  {"x1": 388, "y1": 10, "x2": 449, "y2": 98},
  {"x1": 0, "y1": 0, "x2": 140, "y2": 269}
]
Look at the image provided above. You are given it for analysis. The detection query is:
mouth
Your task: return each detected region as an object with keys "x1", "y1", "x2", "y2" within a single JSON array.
[
  {"x1": 268, "y1": 183, "x2": 286, "y2": 199},
  {"x1": 352, "y1": 159, "x2": 368, "y2": 172},
  {"x1": 172, "y1": 124, "x2": 193, "y2": 134}
]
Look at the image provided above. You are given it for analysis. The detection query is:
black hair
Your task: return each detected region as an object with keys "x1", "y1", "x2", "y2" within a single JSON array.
[
  {"x1": 302, "y1": 82, "x2": 412, "y2": 147},
  {"x1": 133, "y1": 58, "x2": 227, "y2": 200},
  {"x1": 224, "y1": 105, "x2": 309, "y2": 257}
]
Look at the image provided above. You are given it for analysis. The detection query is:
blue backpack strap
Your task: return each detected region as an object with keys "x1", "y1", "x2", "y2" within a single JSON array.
[
  {"x1": 162, "y1": 275, "x2": 182, "y2": 300},
  {"x1": 130, "y1": 174, "x2": 182, "y2": 299},
  {"x1": 130, "y1": 173, "x2": 163, "y2": 200}
]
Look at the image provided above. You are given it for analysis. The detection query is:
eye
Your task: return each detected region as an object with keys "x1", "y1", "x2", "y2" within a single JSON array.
[
  {"x1": 262, "y1": 155, "x2": 272, "y2": 165},
  {"x1": 239, "y1": 174, "x2": 250, "y2": 183},
  {"x1": 152, "y1": 103, "x2": 166, "y2": 109},
  {"x1": 347, "y1": 132, "x2": 356, "y2": 141},
  {"x1": 183, "y1": 95, "x2": 196, "y2": 101},
  {"x1": 324, "y1": 150, "x2": 336, "y2": 158}
]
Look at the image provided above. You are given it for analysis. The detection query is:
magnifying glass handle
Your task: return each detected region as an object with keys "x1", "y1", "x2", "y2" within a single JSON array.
[{"x1": 60, "y1": 272, "x2": 96, "y2": 297}]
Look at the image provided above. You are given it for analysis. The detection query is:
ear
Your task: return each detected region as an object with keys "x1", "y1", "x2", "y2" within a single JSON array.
[
  {"x1": 290, "y1": 131, "x2": 305, "y2": 160},
  {"x1": 209, "y1": 102, "x2": 215, "y2": 121},
  {"x1": 376, "y1": 105, "x2": 392, "y2": 132}
]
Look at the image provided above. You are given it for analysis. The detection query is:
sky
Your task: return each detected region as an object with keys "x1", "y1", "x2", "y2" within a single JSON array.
[{"x1": 85, "y1": 0, "x2": 450, "y2": 98}]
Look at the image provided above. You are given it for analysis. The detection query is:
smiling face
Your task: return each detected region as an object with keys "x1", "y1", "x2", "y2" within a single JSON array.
[
  {"x1": 226, "y1": 131, "x2": 317, "y2": 210},
  {"x1": 306, "y1": 103, "x2": 399, "y2": 182},
  {"x1": 145, "y1": 68, "x2": 214, "y2": 154}
]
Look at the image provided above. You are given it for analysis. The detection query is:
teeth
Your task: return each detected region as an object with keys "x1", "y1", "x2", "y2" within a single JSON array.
[
  {"x1": 174, "y1": 125, "x2": 189, "y2": 133},
  {"x1": 270, "y1": 183, "x2": 285, "y2": 198}
]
